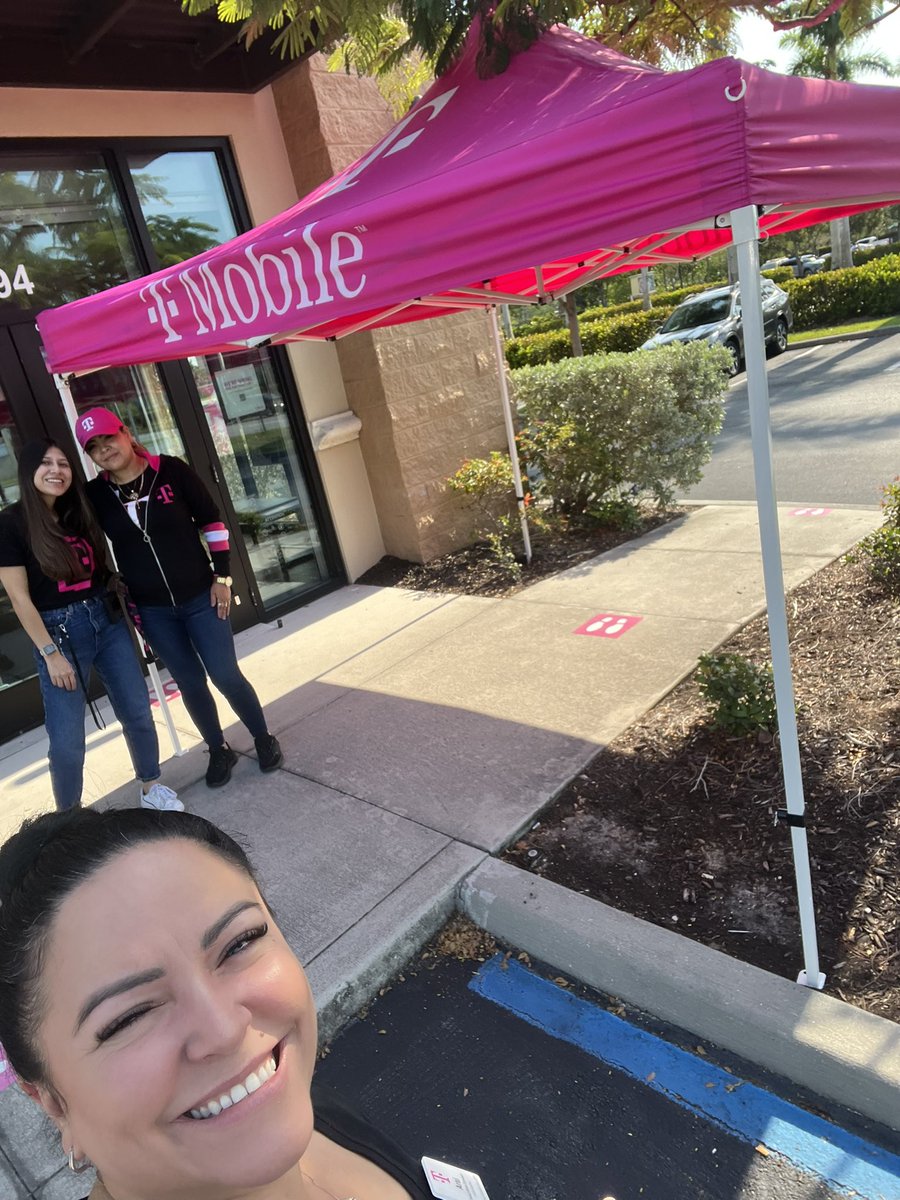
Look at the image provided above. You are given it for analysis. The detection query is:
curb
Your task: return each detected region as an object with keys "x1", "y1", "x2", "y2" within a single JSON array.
[
  {"x1": 459, "y1": 858, "x2": 900, "y2": 1134},
  {"x1": 309, "y1": 841, "x2": 487, "y2": 1045},
  {"x1": 789, "y1": 326, "x2": 900, "y2": 349}
]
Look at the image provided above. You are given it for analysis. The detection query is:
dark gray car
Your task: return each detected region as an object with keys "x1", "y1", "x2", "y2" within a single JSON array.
[{"x1": 640, "y1": 280, "x2": 793, "y2": 376}]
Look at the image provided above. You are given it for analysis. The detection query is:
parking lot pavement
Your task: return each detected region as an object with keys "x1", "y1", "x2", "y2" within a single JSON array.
[{"x1": 316, "y1": 949, "x2": 900, "y2": 1200}]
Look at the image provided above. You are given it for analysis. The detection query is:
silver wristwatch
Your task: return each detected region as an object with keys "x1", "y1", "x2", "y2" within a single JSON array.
[{"x1": 39, "y1": 643, "x2": 59, "y2": 657}]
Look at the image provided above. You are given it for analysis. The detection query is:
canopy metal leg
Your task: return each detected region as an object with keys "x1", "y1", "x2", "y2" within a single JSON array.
[
  {"x1": 488, "y1": 307, "x2": 532, "y2": 564},
  {"x1": 53, "y1": 372, "x2": 186, "y2": 759},
  {"x1": 729, "y1": 206, "x2": 824, "y2": 990}
]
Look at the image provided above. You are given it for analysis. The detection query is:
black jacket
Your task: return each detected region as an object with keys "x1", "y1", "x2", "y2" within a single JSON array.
[{"x1": 86, "y1": 454, "x2": 231, "y2": 607}]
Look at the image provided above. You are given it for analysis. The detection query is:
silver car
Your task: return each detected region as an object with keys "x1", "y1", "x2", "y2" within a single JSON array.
[{"x1": 640, "y1": 280, "x2": 793, "y2": 376}]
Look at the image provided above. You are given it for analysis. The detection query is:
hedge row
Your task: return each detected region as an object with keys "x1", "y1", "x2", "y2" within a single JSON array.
[
  {"x1": 512, "y1": 267, "x2": 797, "y2": 338},
  {"x1": 786, "y1": 254, "x2": 900, "y2": 331},
  {"x1": 505, "y1": 255, "x2": 900, "y2": 366},
  {"x1": 505, "y1": 305, "x2": 677, "y2": 367},
  {"x1": 852, "y1": 241, "x2": 900, "y2": 266}
]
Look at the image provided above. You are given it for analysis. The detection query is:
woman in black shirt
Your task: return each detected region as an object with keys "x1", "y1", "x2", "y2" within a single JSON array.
[
  {"x1": 0, "y1": 440, "x2": 181, "y2": 813},
  {"x1": 0, "y1": 807, "x2": 433, "y2": 1200}
]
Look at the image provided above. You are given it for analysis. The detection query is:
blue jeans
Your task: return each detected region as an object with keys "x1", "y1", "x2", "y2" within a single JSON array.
[
  {"x1": 37, "y1": 596, "x2": 161, "y2": 812},
  {"x1": 138, "y1": 590, "x2": 267, "y2": 749}
]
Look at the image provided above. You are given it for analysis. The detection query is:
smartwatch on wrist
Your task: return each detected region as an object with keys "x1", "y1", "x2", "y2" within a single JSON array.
[
  {"x1": 214, "y1": 575, "x2": 233, "y2": 587},
  {"x1": 39, "y1": 643, "x2": 58, "y2": 657}
]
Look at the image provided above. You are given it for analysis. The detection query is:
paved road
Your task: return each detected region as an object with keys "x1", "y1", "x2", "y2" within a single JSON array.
[
  {"x1": 684, "y1": 334, "x2": 900, "y2": 506},
  {"x1": 317, "y1": 951, "x2": 900, "y2": 1200}
]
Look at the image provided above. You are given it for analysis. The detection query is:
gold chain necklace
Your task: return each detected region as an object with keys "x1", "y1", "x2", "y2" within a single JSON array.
[
  {"x1": 300, "y1": 1167, "x2": 359, "y2": 1200},
  {"x1": 114, "y1": 467, "x2": 146, "y2": 503}
]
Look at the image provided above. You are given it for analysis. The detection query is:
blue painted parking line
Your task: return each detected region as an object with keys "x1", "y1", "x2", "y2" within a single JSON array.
[{"x1": 470, "y1": 955, "x2": 900, "y2": 1200}]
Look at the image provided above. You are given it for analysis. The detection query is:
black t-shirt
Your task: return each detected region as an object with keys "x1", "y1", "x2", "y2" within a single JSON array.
[
  {"x1": 79, "y1": 1082, "x2": 431, "y2": 1200},
  {"x1": 0, "y1": 504, "x2": 105, "y2": 612},
  {"x1": 313, "y1": 1082, "x2": 431, "y2": 1198}
]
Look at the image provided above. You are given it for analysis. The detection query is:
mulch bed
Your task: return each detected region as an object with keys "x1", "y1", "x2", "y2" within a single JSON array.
[
  {"x1": 503, "y1": 554, "x2": 900, "y2": 1023},
  {"x1": 356, "y1": 509, "x2": 680, "y2": 598},
  {"x1": 362, "y1": 520, "x2": 900, "y2": 1023}
]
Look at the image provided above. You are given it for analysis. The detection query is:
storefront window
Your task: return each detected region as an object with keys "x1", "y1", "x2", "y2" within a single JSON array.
[
  {"x1": 127, "y1": 149, "x2": 237, "y2": 264},
  {"x1": 0, "y1": 153, "x2": 138, "y2": 310},
  {"x1": 189, "y1": 350, "x2": 328, "y2": 608},
  {"x1": 69, "y1": 364, "x2": 187, "y2": 461}
]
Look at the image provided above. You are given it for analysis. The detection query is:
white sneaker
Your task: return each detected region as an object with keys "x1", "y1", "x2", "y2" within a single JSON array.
[{"x1": 140, "y1": 782, "x2": 184, "y2": 812}]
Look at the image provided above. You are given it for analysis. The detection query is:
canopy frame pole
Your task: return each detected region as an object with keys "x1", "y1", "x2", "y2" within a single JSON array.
[
  {"x1": 729, "y1": 205, "x2": 824, "y2": 990},
  {"x1": 488, "y1": 307, "x2": 532, "y2": 565},
  {"x1": 53, "y1": 373, "x2": 186, "y2": 759}
]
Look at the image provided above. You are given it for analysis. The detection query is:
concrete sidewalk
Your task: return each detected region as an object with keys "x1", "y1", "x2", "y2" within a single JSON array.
[{"x1": 0, "y1": 502, "x2": 892, "y2": 1198}]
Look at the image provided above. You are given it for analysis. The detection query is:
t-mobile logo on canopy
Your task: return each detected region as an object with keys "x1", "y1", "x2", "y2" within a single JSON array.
[{"x1": 138, "y1": 221, "x2": 367, "y2": 344}]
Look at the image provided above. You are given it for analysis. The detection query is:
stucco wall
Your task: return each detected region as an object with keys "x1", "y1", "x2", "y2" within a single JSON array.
[{"x1": 273, "y1": 56, "x2": 508, "y2": 563}]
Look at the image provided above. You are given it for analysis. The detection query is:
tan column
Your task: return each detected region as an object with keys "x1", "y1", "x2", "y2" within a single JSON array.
[{"x1": 273, "y1": 56, "x2": 507, "y2": 564}]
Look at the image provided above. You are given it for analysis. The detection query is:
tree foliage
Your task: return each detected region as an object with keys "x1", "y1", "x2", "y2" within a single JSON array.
[
  {"x1": 181, "y1": 0, "x2": 895, "y2": 78},
  {"x1": 780, "y1": 2, "x2": 899, "y2": 79}
]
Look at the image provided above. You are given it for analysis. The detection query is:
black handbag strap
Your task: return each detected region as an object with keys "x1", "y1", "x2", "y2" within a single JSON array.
[{"x1": 55, "y1": 623, "x2": 106, "y2": 732}]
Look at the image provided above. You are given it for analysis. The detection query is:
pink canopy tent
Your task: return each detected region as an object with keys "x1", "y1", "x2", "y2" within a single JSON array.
[
  {"x1": 37, "y1": 24, "x2": 900, "y2": 370},
  {"x1": 36, "y1": 25, "x2": 900, "y2": 990}
]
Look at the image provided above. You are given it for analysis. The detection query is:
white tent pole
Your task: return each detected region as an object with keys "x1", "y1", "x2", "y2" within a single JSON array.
[
  {"x1": 53, "y1": 373, "x2": 186, "y2": 759},
  {"x1": 488, "y1": 307, "x2": 532, "y2": 564},
  {"x1": 728, "y1": 206, "x2": 824, "y2": 990}
]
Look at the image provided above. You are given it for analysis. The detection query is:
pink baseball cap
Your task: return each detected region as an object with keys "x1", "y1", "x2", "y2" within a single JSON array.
[{"x1": 75, "y1": 407, "x2": 125, "y2": 449}]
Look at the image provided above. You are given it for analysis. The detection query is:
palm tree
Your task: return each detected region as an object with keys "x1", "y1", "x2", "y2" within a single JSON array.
[{"x1": 780, "y1": 7, "x2": 899, "y2": 268}]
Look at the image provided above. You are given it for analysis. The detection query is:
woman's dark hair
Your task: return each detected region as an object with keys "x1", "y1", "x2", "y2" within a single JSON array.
[
  {"x1": 16, "y1": 439, "x2": 107, "y2": 584},
  {"x1": 0, "y1": 808, "x2": 260, "y2": 1085}
]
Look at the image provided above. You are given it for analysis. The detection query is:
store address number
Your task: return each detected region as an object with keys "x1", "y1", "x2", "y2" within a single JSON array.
[{"x1": 0, "y1": 265, "x2": 35, "y2": 299}]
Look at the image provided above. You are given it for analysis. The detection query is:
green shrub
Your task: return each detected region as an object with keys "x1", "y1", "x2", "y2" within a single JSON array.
[
  {"x1": 853, "y1": 241, "x2": 900, "y2": 266},
  {"x1": 782, "y1": 254, "x2": 900, "y2": 331},
  {"x1": 850, "y1": 525, "x2": 900, "y2": 594},
  {"x1": 505, "y1": 307, "x2": 676, "y2": 368},
  {"x1": 512, "y1": 341, "x2": 727, "y2": 512},
  {"x1": 880, "y1": 477, "x2": 900, "y2": 527},
  {"x1": 696, "y1": 652, "x2": 777, "y2": 737},
  {"x1": 587, "y1": 494, "x2": 644, "y2": 531},
  {"x1": 760, "y1": 266, "x2": 795, "y2": 284},
  {"x1": 580, "y1": 281, "x2": 729, "y2": 325},
  {"x1": 447, "y1": 452, "x2": 523, "y2": 580},
  {"x1": 583, "y1": 308, "x2": 676, "y2": 354},
  {"x1": 580, "y1": 297, "x2": 648, "y2": 323},
  {"x1": 847, "y1": 476, "x2": 900, "y2": 593},
  {"x1": 505, "y1": 326, "x2": 573, "y2": 368},
  {"x1": 511, "y1": 307, "x2": 567, "y2": 336}
]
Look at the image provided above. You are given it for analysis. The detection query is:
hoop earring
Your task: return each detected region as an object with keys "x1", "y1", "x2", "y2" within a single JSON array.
[{"x1": 67, "y1": 1148, "x2": 92, "y2": 1174}]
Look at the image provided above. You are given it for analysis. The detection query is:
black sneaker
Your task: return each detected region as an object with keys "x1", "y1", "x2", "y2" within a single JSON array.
[
  {"x1": 206, "y1": 743, "x2": 238, "y2": 788},
  {"x1": 255, "y1": 733, "x2": 283, "y2": 773}
]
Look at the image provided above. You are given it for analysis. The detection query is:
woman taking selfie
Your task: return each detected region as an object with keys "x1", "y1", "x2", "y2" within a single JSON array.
[
  {"x1": 74, "y1": 407, "x2": 282, "y2": 789},
  {"x1": 0, "y1": 440, "x2": 181, "y2": 813},
  {"x1": 0, "y1": 807, "x2": 432, "y2": 1200}
]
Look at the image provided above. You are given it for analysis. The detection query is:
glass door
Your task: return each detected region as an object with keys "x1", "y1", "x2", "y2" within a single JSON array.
[{"x1": 187, "y1": 349, "x2": 329, "y2": 612}]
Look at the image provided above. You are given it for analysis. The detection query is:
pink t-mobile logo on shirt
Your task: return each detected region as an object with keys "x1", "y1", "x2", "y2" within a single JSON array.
[
  {"x1": 57, "y1": 536, "x2": 95, "y2": 593},
  {"x1": 156, "y1": 485, "x2": 175, "y2": 504}
]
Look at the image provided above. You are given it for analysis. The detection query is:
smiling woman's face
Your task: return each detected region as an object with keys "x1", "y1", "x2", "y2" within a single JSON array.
[{"x1": 31, "y1": 841, "x2": 316, "y2": 1199}]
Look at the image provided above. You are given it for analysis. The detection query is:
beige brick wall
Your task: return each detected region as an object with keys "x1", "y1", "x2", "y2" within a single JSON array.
[{"x1": 272, "y1": 56, "x2": 508, "y2": 564}]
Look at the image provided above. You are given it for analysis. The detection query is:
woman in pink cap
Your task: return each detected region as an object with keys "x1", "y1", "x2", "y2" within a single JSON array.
[{"x1": 75, "y1": 408, "x2": 281, "y2": 788}]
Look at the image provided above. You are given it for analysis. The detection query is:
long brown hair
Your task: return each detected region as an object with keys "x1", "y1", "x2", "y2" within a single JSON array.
[{"x1": 16, "y1": 439, "x2": 107, "y2": 584}]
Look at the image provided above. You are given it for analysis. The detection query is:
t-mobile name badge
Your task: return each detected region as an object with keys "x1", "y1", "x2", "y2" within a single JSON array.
[{"x1": 421, "y1": 1156, "x2": 490, "y2": 1199}]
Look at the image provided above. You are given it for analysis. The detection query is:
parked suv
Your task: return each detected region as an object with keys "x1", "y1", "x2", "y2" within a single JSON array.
[
  {"x1": 640, "y1": 280, "x2": 793, "y2": 376},
  {"x1": 761, "y1": 254, "x2": 825, "y2": 277}
]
